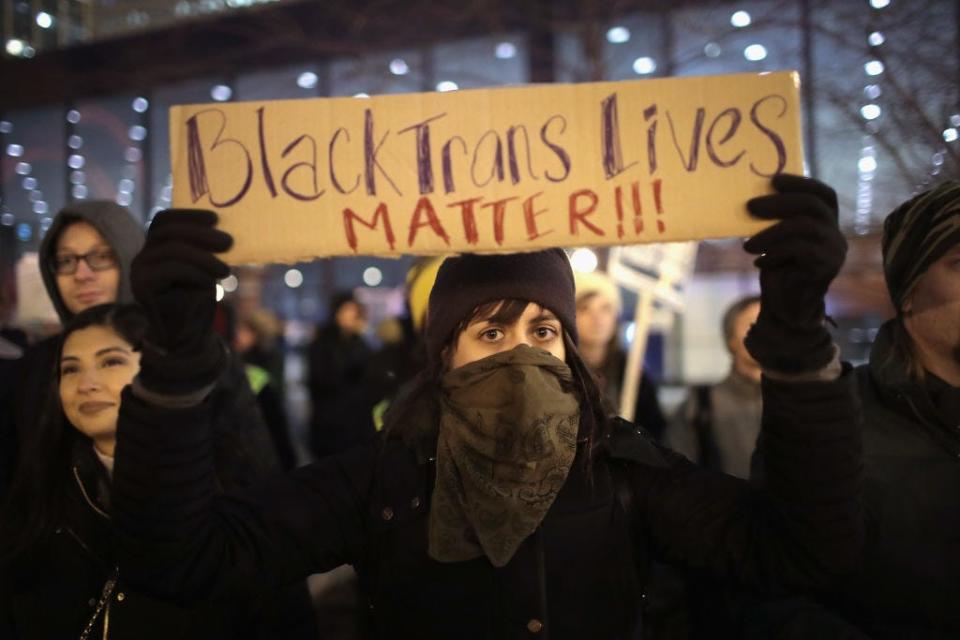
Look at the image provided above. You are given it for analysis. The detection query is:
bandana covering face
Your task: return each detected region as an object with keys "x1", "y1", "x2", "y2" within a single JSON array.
[{"x1": 428, "y1": 345, "x2": 580, "y2": 567}]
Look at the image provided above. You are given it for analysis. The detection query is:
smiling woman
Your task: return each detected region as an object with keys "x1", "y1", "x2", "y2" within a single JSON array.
[
  {"x1": 59, "y1": 323, "x2": 142, "y2": 458},
  {"x1": 0, "y1": 304, "x2": 146, "y2": 556}
]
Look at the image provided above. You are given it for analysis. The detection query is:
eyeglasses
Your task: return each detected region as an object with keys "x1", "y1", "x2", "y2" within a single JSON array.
[{"x1": 52, "y1": 249, "x2": 117, "y2": 275}]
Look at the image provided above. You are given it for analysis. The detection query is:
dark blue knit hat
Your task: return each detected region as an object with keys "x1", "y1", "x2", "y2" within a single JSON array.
[{"x1": 425, "y1": 249, "x2": 578, "y2": 365}]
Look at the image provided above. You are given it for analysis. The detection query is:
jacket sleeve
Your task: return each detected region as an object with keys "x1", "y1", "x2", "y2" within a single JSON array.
[
  {"x1": 633, "y1": 367, "x2": 863, "y2": 593},
  {"x1": 112, "y1": 386, "x2": 373, "y2": 604},
  {"x1": 208, "y1": 354, "x2": 281, "y2": 488}
]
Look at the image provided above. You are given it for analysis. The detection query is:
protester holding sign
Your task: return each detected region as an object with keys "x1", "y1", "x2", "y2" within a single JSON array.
[{"x1": 111, "y1": 173, "x2": 859, "y2": 640}]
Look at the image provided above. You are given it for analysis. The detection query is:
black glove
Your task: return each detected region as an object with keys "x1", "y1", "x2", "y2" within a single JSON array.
[
  {"x1": 743, "y1": 174, "x2": 847, "y2": 373},
  {"x1": 130, "y1": 209, "x2": 233, "y2": 395}
]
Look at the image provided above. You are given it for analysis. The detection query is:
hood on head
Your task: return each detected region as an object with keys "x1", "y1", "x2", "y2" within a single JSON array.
[{"x1": 39, "y1": 201, "x2": 145, "y2": 323}]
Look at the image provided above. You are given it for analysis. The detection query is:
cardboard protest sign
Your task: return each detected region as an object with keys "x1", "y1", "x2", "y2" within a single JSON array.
[{"x1": 170, "y1": 70, "x2": 803, "y2": 264}]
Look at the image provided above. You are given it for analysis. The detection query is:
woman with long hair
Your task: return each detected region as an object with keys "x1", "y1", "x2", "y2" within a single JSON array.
[
  {"x1": 573, "y1": 270, "x2": 667, "y2": 438},
  {"x1": 112, "y1": 176, "x2": 861, "y2": 640},
  {"x1": 0, "y1": 303, "x2": 315, "y2": 639}
]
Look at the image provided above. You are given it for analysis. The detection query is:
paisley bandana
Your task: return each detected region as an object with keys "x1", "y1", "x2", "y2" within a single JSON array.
[{"x1": 428, "y1": 345, "x2": 580, "y2": 567}]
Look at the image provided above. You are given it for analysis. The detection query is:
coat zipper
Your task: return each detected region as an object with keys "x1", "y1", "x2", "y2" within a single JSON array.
[
  {"x1": 78, "y1": 567, "x2": 118, "y2": 640},
  {"x1": 73, "y1": 465, "x2": 109, "y2": 520},
  {"x1": 70, "y1": 464, "x2": 117, "y2": 639}
]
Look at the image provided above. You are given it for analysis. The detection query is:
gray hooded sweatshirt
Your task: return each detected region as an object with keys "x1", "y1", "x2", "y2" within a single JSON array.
[{"x1": 38, "y1": 200, "x2": 145, "y2": 323}]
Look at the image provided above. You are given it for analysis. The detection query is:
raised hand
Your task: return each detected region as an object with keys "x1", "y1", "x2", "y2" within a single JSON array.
[
  {"x1": 131, "y1": 209, "x2": 233, "y2": 395},
  {"x1": 743, "y1": 174, "x2": 847, "y2": 373}
]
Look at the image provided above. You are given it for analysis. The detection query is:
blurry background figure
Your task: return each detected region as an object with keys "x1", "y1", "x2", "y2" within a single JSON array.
[
  {"x1": 307, "y1": 291, "x2": 375, "y2": 459},
  {"x1": 574, "y1": 270, "x2": 666, "y2": 438},
  {"x1": 225, "y1": 305, "x2": 299, "y2": 471},
  {"x1": 365, "y1": 256, "x2": 442, "y2": 429},
  {"x1": 366, "y1": 315, "x2": 417, "y2": 430},
  {"x1": 663, "y1": 295, "x2": 761, "y2": 478},
  {"x1": 236, "y1": 307, "x2": 287, "y2": 393}
]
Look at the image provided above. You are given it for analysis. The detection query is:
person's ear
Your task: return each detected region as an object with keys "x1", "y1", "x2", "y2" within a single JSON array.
[{"x1": 900, "y1": 291, "x2": 914, "y2": 316}]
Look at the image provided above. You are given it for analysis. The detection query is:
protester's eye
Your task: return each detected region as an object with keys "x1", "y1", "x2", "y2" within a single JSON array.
[
  {"x1": 533, "y1": 325, "x2": 559, "y2": 341},
  {"x1": 61, "y1": 364, "x2": 79, "y2": 376},
  {"x1": 479, "y1": 328, "x2": 504, "y2": 342}
]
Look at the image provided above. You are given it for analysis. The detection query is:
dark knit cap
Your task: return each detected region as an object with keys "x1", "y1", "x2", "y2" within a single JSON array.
[
  {"x1": 882, "y1": 181, "x2": 960, "y2": 311},
  {"x1": 425, "y1": 249, "x2": 578, "y2": 365}
]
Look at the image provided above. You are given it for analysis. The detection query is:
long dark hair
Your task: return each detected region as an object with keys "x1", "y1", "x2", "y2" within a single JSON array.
[
  {"x1": 383, "y1": 298, "x2": 612, "y2": 462},
  {"x1": 0, "y1": 303, "x2": 147, "y2": 564}
]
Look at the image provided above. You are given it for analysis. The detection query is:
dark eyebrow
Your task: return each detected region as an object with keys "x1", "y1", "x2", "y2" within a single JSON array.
[
  {"x1": 60, "y1": 345, "x2": 130, "y2": 365},
  {"x1": 529, "y1": 311, "x2": 559, "y2": 323},
  {"x1": 96, "y1": 346, "x2": 132, "y2": 357}
]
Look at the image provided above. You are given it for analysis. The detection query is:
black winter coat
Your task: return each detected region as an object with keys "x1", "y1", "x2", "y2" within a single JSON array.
[
  {"x1": 821, "y1": 322, "x2": 960, "y2": 638},
  {"x1": 0, "y1": 445, "x2": 316, "y2": 640},
  {"x1": 112, "y1": 369, "x2": 863, "y2": 640}
]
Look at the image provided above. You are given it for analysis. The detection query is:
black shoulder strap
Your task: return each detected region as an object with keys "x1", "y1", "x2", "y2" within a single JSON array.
[{"x1": 691, "y1": 385, "x2": 719, "y2": 471}]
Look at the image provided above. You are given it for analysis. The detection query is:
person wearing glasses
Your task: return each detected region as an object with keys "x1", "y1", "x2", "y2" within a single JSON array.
[
  {"x1": 6, "y1": 201, "x2": 286, "y2": 488},
  {"x1": 1, "y1": 201, "x2": 144, "y2": 497},
  {"x1": 1, "y1": 203, "x2": 318, "y2": 636}
]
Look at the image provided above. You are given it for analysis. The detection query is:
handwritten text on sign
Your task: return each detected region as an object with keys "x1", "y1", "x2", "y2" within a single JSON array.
[{"x1": 170, "y1": 71, "x2": 803, "y2": 263}]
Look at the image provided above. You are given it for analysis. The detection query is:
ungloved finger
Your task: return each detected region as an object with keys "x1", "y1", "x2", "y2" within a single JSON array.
[
  {"x1": 144, "y1": 223, "x2": 233, "y2": 253},
  {"x1": 747, "y1": 192, "x2": 837, "y2": 224},
  {"x1": 770, "y1": 174, "x2": 838, "y2": 211}
]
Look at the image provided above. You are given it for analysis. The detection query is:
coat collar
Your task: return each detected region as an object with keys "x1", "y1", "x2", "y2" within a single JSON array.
[{"x1": 869, "y1": 320, "x2": 960, "y2": 447}]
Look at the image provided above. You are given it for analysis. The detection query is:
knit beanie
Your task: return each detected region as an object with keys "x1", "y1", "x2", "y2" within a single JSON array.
[
  {"x1": 425, "y1": 249, "x2": 578, "y2": 365},
  {"x1": 882, "y1": 181, "x2": 960, "y2": 311}
]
